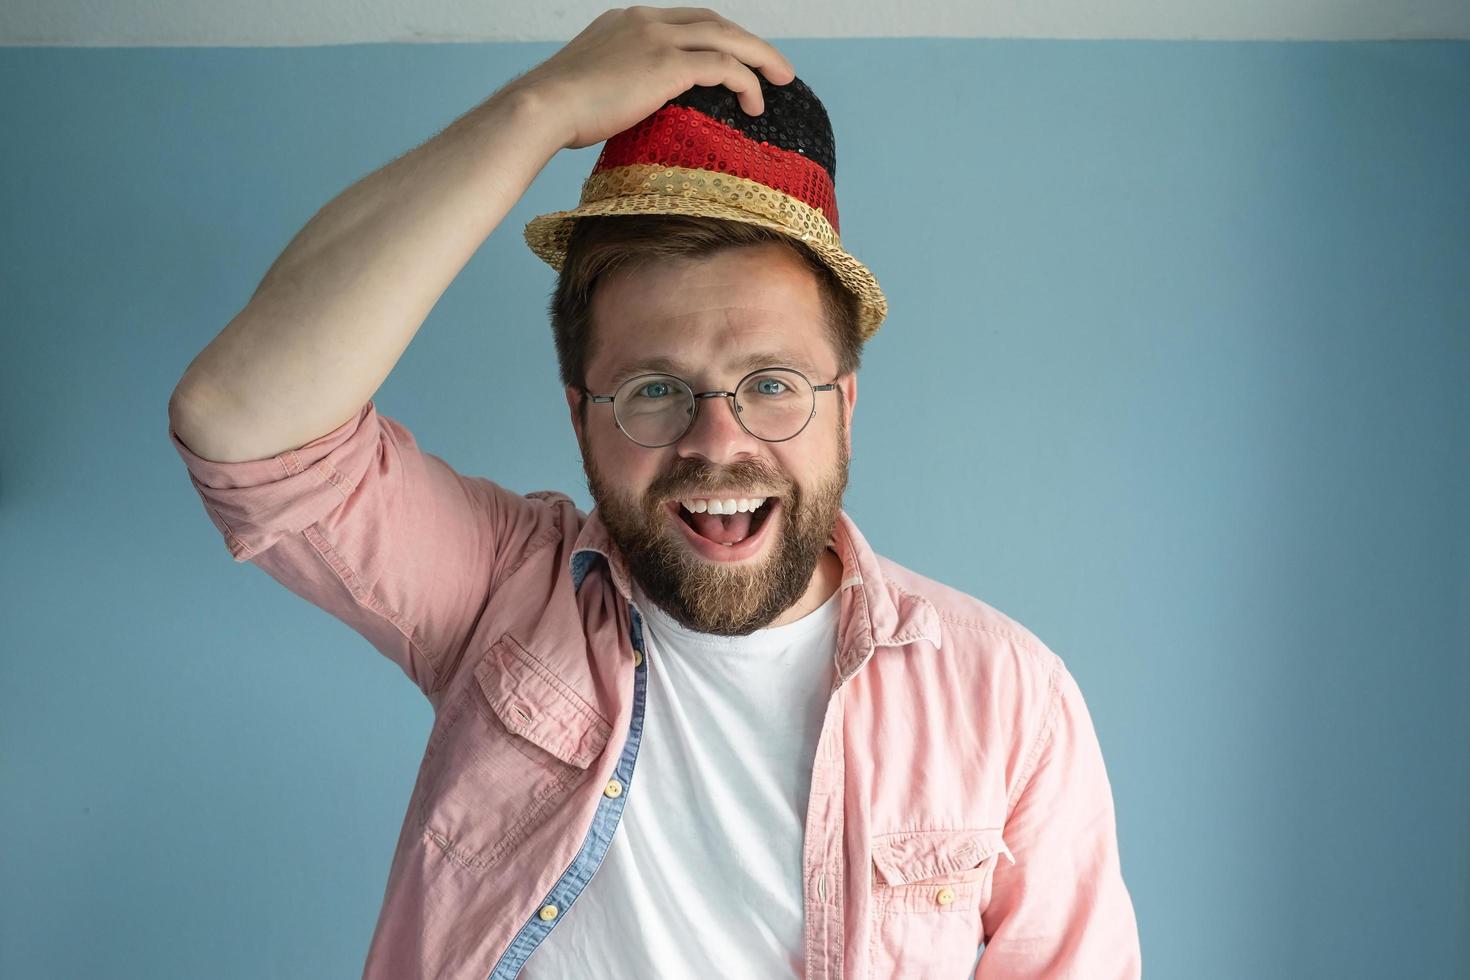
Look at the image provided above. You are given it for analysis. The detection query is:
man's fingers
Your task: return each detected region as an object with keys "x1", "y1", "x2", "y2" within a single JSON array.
[
  {"x1": 683, "y1": 49, "x2": 766, "y2": 114},
  {"x1": 666, "y1": 20, "x2": 795, "y2": 85}
]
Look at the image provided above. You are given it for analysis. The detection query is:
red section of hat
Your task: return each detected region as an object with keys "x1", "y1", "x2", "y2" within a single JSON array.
[{"x1": 591, "y1": 104, "x2": 839, "y2": 234}]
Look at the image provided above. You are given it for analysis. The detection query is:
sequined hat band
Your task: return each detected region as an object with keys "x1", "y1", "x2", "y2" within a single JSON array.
[{"x1": 523, "y1": 75, "x2": 888, "y2": 342}]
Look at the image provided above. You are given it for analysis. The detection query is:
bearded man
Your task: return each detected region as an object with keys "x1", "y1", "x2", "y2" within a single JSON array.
[{"x1": 168, "y1": 7, "x2": 1141, "y2": 978}]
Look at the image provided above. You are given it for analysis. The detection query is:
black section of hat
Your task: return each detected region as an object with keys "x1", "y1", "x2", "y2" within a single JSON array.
[{"x1": 665, "y1": 74, "x2": 836, "y2": 183}]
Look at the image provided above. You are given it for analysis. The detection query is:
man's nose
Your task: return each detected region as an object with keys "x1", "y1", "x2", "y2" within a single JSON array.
[{"x1": 676, "y1": 393, "x2": 760, "y2": 464}]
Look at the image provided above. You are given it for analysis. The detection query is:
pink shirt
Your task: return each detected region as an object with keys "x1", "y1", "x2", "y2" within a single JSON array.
[{"x1": 169, "y1": 399, "x2": 1141, "y2": 979}]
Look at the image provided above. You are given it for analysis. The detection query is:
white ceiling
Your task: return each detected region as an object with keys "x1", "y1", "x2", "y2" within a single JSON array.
[{"x1": 3, "y1": 0, "x2": 1468, "y2": 45}]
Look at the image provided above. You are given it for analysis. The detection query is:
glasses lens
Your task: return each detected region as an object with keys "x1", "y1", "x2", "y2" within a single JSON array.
[
  {"x1": 614, "y1": 374, "x2": 695, "y2": 446},
  {"x1": 735, "y1": 369, "x2": 815, "y2": 441}
]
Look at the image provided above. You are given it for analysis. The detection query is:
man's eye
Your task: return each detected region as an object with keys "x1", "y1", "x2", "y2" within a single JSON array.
[
  {"x1": 755, "y1": 378, "x2": 788, "y2": 396},
  {"x1": 637, "y1": 382, "x2": 671, "y2": 399}
]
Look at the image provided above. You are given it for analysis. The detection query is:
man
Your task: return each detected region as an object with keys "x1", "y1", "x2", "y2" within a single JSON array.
[{"x1": 168, "y1": 7, "x2": 1140, "y2": 978}]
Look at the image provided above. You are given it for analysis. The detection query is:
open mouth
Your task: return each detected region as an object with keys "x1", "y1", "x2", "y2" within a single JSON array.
[{"x1": 664, "y1": 494, "x2": 781, "y2": 562}]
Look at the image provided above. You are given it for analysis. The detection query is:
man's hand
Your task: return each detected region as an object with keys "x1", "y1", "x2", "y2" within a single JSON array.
[{"x1": 505, "y1": 6, "x2": 797, "y2": 151}]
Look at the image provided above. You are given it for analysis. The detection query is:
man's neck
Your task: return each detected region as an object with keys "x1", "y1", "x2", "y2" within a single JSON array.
[{"x1": 766, "y1": 547, "x2": 843, "y2": 629}]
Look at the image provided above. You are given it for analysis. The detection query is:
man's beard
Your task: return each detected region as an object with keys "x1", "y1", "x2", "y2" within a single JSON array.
[{"x1": 582, "y1": 424, "x2": 849, "y2": 637}]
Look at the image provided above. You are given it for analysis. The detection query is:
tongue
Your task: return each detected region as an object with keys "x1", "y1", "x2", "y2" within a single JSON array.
[{"x1": 690, "y1": 510, "x2": 754, "y2": 545}]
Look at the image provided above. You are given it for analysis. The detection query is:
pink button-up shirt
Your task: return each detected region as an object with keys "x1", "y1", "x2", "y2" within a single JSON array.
[{"x1": 169, "y1": 399, "x2": 1141, "y2": 979}]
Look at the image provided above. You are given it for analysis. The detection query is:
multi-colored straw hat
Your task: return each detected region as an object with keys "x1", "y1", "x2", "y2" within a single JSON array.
[{"x1": 522, "y1": 74, "x2": 888, "y2": 342}]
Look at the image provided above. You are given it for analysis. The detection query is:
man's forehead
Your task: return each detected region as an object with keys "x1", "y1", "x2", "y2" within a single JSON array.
[
  {"x1": 605, "y1": 346, "x2": 823, "y2": 383},
  {"x1": 626, "y1": 343, "x2": 817, "y2": 370},
  {"x1": 593, "y1": 294, "x2": 834, "y2": 379}
]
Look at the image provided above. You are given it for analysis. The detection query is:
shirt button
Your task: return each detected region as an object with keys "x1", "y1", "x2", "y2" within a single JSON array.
[
  {"x1": 604, "y1": 778, "x2": 623, "y2": 798},
  {"x1": 538, "y1": 904, "x2": 558, "y2": 921},
  {"x1": 633, "y1": 649, "x2": 643, "y2": 667},
  {"x1": 936, "y1": 886, "x2": 956, "y2": 906}
]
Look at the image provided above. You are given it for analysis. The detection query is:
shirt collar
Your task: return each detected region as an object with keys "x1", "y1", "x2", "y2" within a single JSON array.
[{"x1": 568, "y1": 507, "x2": 942, "y2": 677}]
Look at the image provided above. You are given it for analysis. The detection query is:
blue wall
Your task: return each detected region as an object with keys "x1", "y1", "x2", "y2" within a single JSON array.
[{"x1": 2, "y1": 39, "x2": 1467, "y2": 978}]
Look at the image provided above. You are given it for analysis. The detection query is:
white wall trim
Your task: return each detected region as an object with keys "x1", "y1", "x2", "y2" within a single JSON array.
[{"x1": 3, "y1": 0, "x2": 1468, "y2": 46}]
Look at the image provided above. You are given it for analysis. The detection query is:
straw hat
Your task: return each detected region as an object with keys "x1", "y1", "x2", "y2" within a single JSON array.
[{"x1": 522, "y1": 74, "x2": 888, "y2": 342}]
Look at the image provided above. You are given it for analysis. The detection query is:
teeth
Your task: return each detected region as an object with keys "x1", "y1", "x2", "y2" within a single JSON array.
[{"x1": 680, "y1": 496, "x2": 769, "y2": 515}]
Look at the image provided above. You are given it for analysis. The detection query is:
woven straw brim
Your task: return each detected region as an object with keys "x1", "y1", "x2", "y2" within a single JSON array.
[{"x1": 523, "y1": 193, "x2": 888, "y2": 343}]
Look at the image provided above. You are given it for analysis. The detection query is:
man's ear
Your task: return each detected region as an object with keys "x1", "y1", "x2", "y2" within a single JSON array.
[
  {"x1": 565, "y1": 385, "x2": 588, "y2": 454},
  {"x1": 837, "y1": 371, "x2": 858, "y2": 457}
]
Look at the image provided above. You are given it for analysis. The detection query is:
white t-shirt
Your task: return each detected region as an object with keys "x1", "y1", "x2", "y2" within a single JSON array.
[{"x1": 522, "y1": 583, "x2": 841, "y2": 979}]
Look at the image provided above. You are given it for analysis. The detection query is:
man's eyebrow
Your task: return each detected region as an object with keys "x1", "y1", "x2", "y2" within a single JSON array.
[{"x1": 605, "y1": 350, "x2": 821, "y2": 387}]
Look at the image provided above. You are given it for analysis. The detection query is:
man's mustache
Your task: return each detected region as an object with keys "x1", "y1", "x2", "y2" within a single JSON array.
[{"x1": 645, "y1": 457, "x2": 793, "y2": 502}]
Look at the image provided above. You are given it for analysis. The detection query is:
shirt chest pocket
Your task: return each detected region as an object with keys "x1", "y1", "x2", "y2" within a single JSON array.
[
  {"x1": 868, "y1": 828, "x2": 1015, "y2": 977},
  {"x1": 412, "y1": 633, "x2": 612, "y2": 873},
  {"x1": 872, "y1": 827, "x2": 1014, "y2": 913}
]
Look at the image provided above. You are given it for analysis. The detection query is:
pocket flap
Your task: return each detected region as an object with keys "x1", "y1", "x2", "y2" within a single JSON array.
[
  {"x1": 474, "y1": 633, "x2": 612, "y2": 770},
  {"x1": 871, "y1": 828, "x2": 1015, "y2": 887}
]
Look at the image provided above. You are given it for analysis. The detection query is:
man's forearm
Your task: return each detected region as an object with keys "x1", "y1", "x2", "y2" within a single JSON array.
[{"x1": 169, "y1": 84, "x2": 566, "y2": 463}]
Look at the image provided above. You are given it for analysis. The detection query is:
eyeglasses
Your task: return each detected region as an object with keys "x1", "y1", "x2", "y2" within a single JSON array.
[{"x1": 584, "y1": 366, "x2": 839, "y2": 448}]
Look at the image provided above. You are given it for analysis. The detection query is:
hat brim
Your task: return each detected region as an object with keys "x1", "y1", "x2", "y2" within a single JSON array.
[{"x1": 523, "y1": 197, "x2": 888, "y2": 343}]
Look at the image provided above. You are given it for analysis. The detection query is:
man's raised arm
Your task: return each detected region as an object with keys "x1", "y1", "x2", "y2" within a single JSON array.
[
  {"x1": 166, "y1": 81, "x2": 564, "y2": 459},
  {"x1": 167, "y1": 7, "x2": 796, "y2": 456}
]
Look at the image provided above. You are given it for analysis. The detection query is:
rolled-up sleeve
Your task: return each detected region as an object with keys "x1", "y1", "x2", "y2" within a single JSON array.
[
  {"x1": 977, "y1": 658, "x2": 1142, "y2": 978},
  {"x1": 167, "y1": 400, "x2": 562, "y2": 699}
]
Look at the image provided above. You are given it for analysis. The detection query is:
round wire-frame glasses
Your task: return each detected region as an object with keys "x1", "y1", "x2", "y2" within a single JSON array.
[{"x1": 582, "y1": 364, "x2": 840, "y2": 449}]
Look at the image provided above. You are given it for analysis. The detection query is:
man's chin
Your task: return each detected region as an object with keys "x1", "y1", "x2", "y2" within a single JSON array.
[{"x1": 624, "y1": 505, "x2": 800, "y2": 635}]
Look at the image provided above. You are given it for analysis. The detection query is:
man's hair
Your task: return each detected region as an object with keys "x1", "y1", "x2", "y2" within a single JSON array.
[{"x1": 547, "y1": 214, "x2": 864, "y2": 393}]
